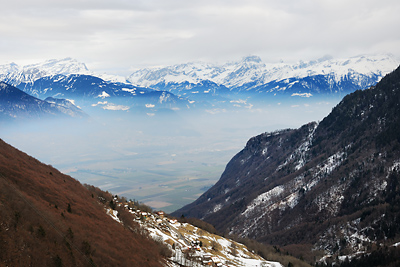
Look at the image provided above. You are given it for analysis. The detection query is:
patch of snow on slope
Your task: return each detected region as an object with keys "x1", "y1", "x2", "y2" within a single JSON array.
[
  {"x1": 277, "y1": 192, "x2": 300, "y2": 210},
  {"x1": 302, "y1": 150, "x2": 347, "y2": 193},
  {"x1": 242, "y1": 185, "x2": 284, "y2": 216},
  {"x1": 388, "y1": 159, "x2": 400, "y2": 175},
  {"x1": 102, "y1": 104, "x2": 129, "y2": 111},
  {"x1": 66, "y1": 99, "x2": 76, "y2": 106},
  {"x1": 238, "y1": 148, "x2": 348, "y2": 237},
  {"x1": 277, "y1": 123, "x2": 318, "y2": 171},
  {"x1": 313, "y1": 183, "x2": 348, "y2": 215},
  {"x1": 316, "y1": 220, "x2": 374, "y2": 255},
  {"x1": 159, "y1": 91, "x2": 170, "y2": 103},
  {"x1": 92, "y1": 101, "x2": 130, "y2": 111},
  {"x1": 213, "y1": 203, "x2": 223, "y2": 213},
  {"x1": 292, "y1": 92, "x2": 313, "y2": 97},
  {"x1": 98, "y1": 91, "x2": 110, "y2": 98},
  {"x1": 106, "y1": 208, "x2": 121, "y2": 223}
]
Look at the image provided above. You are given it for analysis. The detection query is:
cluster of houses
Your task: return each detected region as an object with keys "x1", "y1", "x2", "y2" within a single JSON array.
[
  {"x1": 111, "y1": 198, "x2": 231, "y2": 266},
  {"x1": 174, "y1": 249, "x2": 229, "y2": 267}
]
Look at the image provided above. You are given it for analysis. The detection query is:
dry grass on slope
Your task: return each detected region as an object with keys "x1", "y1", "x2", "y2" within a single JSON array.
[{"x1": 0, "y1": 138, "x2": 164, "y2": 267}]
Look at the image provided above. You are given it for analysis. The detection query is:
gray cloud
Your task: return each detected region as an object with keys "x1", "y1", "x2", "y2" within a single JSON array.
[{"x1": 1, "y1": 0, "x2": 399, "y2": 74}]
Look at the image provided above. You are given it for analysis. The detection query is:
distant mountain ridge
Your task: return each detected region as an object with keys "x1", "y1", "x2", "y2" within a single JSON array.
[
  {"x1": 0, "y1": 58, "x2": 90, "y2": 86},
  {"x1": 0, "y1": 59, "x2": 198, "y2": 113},
  {"x1": 128, "y1": 54, "x2": 398, "y2": 88},
  {"x1": 0, "y1": 82, "x2": 86, "y2": 120},
  {"x1": 173, "y1": 64, "x2": 400, "y2": 264},
  {"x1": 128, "y1": 53, "x2": 400, "y2": 99},
  {"x1": 1, "y1": 55, "x2": 398, "y2": 115},
  {"x1": 17, "y1": 74, "x2": 196, "y2": 113}
]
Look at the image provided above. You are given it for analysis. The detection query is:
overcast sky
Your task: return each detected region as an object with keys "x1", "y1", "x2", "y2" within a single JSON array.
[{"x1": 1, "y1": 0, "x2": 399, "y2": 75}]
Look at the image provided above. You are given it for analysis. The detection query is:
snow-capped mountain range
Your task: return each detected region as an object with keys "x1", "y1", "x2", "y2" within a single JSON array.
[
  {"x1": 2, "y1": 53, "x2": 399, "y2": 95},
  {"x1": 1, "y1": 54, "x2": 399, "y2": 118},
  {"x1": 0, "y1": 59, "x2": 195, "y2": 115},
  {"x1": 128, "y1": 53, "x2": 400, "y2": 93}
]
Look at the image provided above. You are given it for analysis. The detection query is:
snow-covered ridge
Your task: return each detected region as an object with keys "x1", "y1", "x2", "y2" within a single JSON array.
[
  {"x1": 0, "y1": 58, "x2": 89, "y2": 85},
  {"x1": 277, "y1": 122, "x2": 318, "y2": 171},
  {"x1": 0, "y1": 58, "x2": 127, "y2": 85},
  {"x1": 2, "y1": 54, "x2": 398, "y2": 91},
  {"x1": 127, "y1": 53, "x2": 400, "y2": 88},
  {"x1": 23, "y1": 58, "x2": 89, "y2": 76}
]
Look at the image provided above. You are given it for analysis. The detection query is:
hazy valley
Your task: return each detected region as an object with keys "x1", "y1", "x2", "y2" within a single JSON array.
[
  {"x1": 1, "y1": 54, "x2": 379, "y2": 212},
  {"x1": 2, "y1": 53, "x2": 400, "y2": 266}
]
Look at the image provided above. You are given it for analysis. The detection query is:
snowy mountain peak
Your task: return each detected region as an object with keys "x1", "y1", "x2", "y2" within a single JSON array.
[
  {"x1": 23, "y1": 57, "x2": 90, "y2": 76},
  {"x1": 0, "y1": 62, "x2": 19, "y2": 74},
  {"x1": 0, "y1": 58, "x2": 91, "y2": 86},
  {"x1": 241, "y1": 55, "x2": 262, "y2": 63}
]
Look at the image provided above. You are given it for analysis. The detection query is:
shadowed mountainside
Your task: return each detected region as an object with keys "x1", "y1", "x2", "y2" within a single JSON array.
[{"x1": 173, "y1": 65, "x2": 400, "y2": 264}]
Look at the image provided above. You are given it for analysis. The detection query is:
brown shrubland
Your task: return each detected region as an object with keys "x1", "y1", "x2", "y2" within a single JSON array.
[{"x1": 0, "y1": 138, "x2": 164, "y2": 266}]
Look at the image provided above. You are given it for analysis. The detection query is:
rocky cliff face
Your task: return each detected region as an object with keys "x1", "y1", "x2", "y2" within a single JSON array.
[{"x1": 173, "y1": 65, "x2": 400, "y2": 260}]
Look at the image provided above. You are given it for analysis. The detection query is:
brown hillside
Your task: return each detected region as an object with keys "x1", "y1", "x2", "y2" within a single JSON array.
[{"x1": 0, "y1": 138, "x2": 164, "y2": 266}]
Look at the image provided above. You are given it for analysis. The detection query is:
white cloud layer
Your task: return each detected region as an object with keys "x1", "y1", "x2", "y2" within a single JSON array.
[{"x1": 1, "y1": 0, "x2": 399, "y2": 75}]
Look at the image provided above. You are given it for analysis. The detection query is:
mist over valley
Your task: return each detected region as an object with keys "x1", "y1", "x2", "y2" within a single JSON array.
[
  {"x1": 1, "y1": 95, "x2": 338, "y2": 212},
  {"x1": 0, "y1": 54, "x2": 398, "y2": 213}
]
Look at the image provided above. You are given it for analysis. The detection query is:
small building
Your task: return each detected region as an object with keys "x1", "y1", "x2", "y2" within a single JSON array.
[
  {"x1": 211, "y1": 256, "x2": 222, "y2": 267},
  {"x1": 156, "y1": 211, "x2": 165, "y2": 218},
  {"x1": 202, "y1": 254, "x2": 213, "y2": 265},
  {"x1": 141, "y1": 212, "x2": 148, "y2": 220}
]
